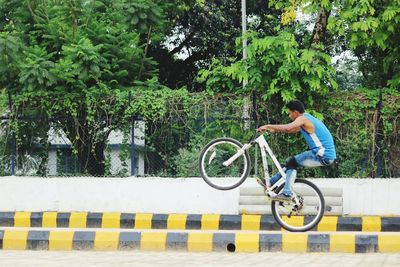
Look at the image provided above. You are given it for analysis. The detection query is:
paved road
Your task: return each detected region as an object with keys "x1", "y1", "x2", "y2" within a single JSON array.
[{"x1": 0, "y1": 251, "x2": 399, "y2": 267}]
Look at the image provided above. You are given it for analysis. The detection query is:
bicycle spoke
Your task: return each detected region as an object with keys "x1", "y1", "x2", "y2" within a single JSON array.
[
  {"x1": 271, "y1": 179, "x2": 325, "y2": 232},
  {"x1": 199, "y1": 138, "x2": 251, "y2": 190}
]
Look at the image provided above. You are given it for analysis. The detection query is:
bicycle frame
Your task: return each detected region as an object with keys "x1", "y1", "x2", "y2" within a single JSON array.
[
  {"x1": 223, "y1": 133, "x2": 288, "y2": 196},
  {"x1": 208, "y1": 133, "x2": 324, "y2": 230}
]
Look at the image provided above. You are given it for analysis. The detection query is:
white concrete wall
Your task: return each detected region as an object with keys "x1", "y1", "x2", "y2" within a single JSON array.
[
  {"x1": 311, "y1": 178, "x2": 400, "y2": 216},
  {"x1": 138, "y1": 154, "x2": 145, "y2": 176},
  {"x1": 0, "y1": 177, "x2": 239, "y2": 214},
  {"x1": 47, "y1": 150, "x2": 57, "y2": 176},
  {"x1": 0, "y1": 177, "x2": 399, "y2": 215}
]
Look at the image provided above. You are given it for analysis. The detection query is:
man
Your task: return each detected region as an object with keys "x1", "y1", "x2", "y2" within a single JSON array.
[{"x1": 257, "y1": 100, "x2": 336, "y2": 201}]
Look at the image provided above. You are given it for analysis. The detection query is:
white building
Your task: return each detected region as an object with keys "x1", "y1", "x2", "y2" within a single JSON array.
[{"x1": 46, "y1": 121, "x2": 145, "y2": 176}]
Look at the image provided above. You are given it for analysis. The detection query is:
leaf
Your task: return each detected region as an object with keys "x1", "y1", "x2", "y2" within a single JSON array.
[
  {"x1": 382, "y1": 8, "x2": 398, "y2": 21},
  {"x1": 301, "y1": 50, "x2": 314, "y2": 63},
  {"x1": 131, "y1": 16, "x2": 139, "y2": 25},
  {"x1": 316, "y1": 66, "x2": 323, "y2": 79},
  {"x1": 321, "y1": 0, "x2": 330, "y2": 8},
  {"x1": 375, "y1": 31, "x2": 388, "y2": 49}
]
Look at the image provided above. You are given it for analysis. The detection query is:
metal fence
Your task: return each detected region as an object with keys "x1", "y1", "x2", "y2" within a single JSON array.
[
  {"x1": 0, "y1": 93, "x2": 398, "y2": 178},
  {"x1": 0, "y1": 93, "x2": 260, "y2": 177},
  {"x1": 0, "y1": 118, "x2": 145, "y2": 177},
  {"x1": 0, "y1": 117, "x2": 258, "y2": 177}
]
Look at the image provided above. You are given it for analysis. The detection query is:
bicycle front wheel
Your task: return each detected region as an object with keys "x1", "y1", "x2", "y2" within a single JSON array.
[
  {"x1": 271, "y1": 179, "x2": 325, "y2": 232},
  {"x1": 199, "y1": 138, "x2": 251, "y2": 190}
]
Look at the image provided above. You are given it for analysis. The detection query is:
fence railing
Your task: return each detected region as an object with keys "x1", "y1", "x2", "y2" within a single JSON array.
[{"x1": 0, "y1": 94, "x2": 398, "y2": 178}]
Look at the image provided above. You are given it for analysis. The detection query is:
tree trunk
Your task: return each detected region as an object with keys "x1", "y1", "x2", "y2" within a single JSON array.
[
  {"x1": 309, "y1": 7, "x2": 331, "y2": 48},
  {"x1": 63, "y1": 118, "x2": 108, "y2": 176},
  {"x1": 76, "y1": 138, "x2": 106, "y2": 176}
]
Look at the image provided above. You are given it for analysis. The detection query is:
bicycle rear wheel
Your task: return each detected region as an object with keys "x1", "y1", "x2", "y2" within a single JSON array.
[
  {"x1": 271, "y1": 179, "x2": 325, "y2": 232},
  {"x1": 199, "y1": 138, "x2": 251, "y2": 190}
]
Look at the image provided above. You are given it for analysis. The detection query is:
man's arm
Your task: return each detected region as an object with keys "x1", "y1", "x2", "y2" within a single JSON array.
[{"x1": 258, "y1": 117, "x2": 305, "y2": 133}]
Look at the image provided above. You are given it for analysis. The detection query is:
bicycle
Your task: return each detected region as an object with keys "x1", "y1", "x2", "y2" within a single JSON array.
[{"x1": 198, "y1": 131, "x2": 325, "y2": 232}]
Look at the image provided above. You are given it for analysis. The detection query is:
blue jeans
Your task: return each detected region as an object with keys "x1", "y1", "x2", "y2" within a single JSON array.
[{"x1": 270, "y1": 151, "x2": 334, "y2": 196}]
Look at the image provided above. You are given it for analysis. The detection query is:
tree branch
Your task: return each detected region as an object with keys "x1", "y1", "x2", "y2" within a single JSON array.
[
  {"x1": 138, "y1": 25, "x2": 153, "y2": 80},
  {"x1": 168, "y1": 31, "x2": 196, "y2": 56}
]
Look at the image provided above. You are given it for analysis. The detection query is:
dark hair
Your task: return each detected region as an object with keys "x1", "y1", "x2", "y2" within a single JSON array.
[{"x1": 286, "y1": 100, "x2": 305, "y2": 113}]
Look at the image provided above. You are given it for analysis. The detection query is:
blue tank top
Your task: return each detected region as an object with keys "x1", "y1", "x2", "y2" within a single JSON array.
[{"x1": 300, "y1": 113, "x2": 336, "y2": 160}]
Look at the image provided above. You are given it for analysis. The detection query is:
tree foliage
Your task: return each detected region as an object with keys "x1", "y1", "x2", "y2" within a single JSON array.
[
  {"x1": 0, "y1": 0, "x2": 173, "y2": 175},
  {"x1": 0, "y1": 0, "x2": 398, "y2": 177},
  {"x1": 328, "y1": 0, "x2": 400, "y2": 89},
  {"x1": 149, "y1": 0, "x2": 283, "y2": 90},
  {"x1": 199, "y1": 30, "x2": 337, "y2": 105}
]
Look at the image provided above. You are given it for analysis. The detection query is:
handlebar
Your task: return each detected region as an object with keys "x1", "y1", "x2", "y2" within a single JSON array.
[{"x1": 250, "y1": 129, "x2": 267, "y2": 144}]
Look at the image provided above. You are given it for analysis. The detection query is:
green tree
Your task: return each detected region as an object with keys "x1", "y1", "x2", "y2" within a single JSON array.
[
  {"x1": 149, "y1": 0, "x2": 283, "y2": 90},
  {"x1": 327, "y1": 0, "x2": 400, "y2": 177},
  {"x1": 0, "y1": 0, "x2": 169, "y2": 175},
  {"x1": 198, "y1": 31, "x2": 337, "y2": 107},
  {"x1": 328, "y1": 0, "x2": 400, "y2": 89},
  {"x1": 262, "y1": 0, "x2": 400, "y2": 91}
]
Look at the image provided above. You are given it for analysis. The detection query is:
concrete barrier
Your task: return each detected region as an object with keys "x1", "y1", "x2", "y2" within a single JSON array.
[
  {"x1": 1, "y1": 212, "x2": 399, "y2": 232},
  {"x1": 1, "y1": 229, "x2": 399, "y2": 253},
  {"x1": 0, "y1": 177, "x2": 399, "y2": 215}
]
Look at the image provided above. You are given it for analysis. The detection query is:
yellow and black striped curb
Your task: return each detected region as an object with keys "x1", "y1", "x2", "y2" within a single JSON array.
[
  {"x1": 0, "y1": 229, "x2": 399, "y2": 253},
  {"x1": 1, "y1": 212, "x2": 399, "y2": 232}
]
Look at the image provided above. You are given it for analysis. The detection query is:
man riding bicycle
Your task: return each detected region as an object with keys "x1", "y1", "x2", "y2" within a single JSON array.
[{"x1": 257, "y1": 100, "x2": 336, "y2": 201}]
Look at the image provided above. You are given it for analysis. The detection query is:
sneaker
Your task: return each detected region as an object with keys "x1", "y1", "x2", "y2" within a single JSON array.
[{"x1": 271, "y1": 193, "x2": 293, "y2": 202}]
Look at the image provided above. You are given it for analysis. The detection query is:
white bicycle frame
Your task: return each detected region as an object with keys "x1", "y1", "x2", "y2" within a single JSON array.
[{"x1": 223, "y1": 133, "x2": 290, "y2": 197}]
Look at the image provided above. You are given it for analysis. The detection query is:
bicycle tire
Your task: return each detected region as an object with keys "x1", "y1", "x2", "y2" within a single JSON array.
[
  {"x1": 198, "y1": 137, "x2": 251, "y2": 190},
  {"x1": 271, "y1": 178, "x2": 325, "y2": 232}
]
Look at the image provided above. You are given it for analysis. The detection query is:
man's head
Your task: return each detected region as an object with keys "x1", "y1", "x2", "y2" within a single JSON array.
[{"x1": 286, "y1": 100, "x2": 305, "y2": 121}]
